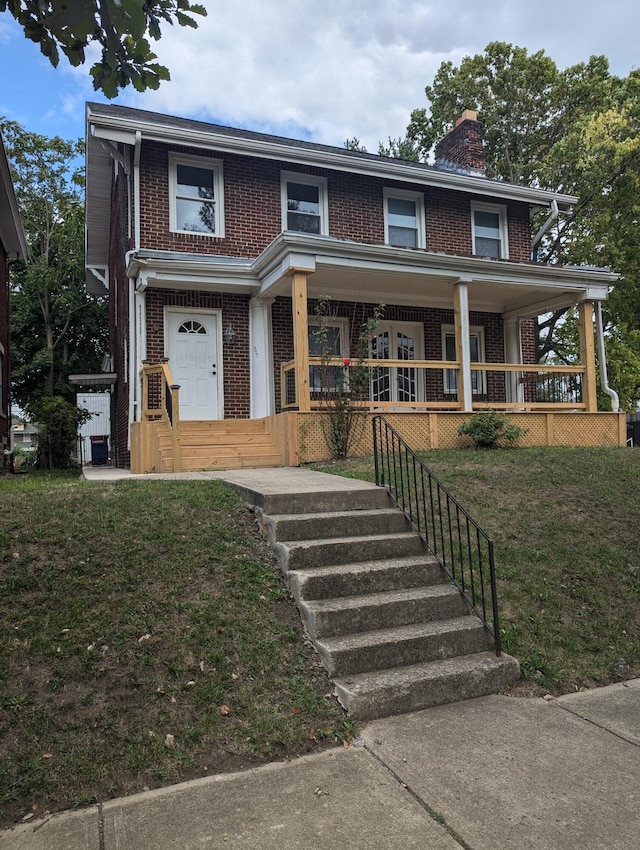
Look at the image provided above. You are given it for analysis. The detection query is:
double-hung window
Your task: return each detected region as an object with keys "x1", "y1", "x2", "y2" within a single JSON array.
[
  {"x1": 308, "y1": 318, "x2": 348, "y2": 391},
  {"x1": 471, "y1": 203, "x2": 507, "y2": 258},
  {"x1": 169, "y1": 153, "x2": 224, "y2": 236},
  {"x1": 384, "y1": 189, "x2": 425, "y2": 248},
  {"x1": 282, "y1": 173, "x2": 328, "y2": 235},
  {"x1": 442, "y1": 325, "x2": 485, "y2": 395}
]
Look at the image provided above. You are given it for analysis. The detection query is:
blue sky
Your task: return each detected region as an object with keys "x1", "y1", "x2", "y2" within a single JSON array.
[{"x1": 1, "y1": 1, "x2": 639, "y2": 151}]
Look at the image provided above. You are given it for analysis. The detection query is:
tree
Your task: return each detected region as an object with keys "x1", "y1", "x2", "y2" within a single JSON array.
[
  {"x1": 404, "y1": 43, "x2": 640, "y2": 408},
  {"x1": 407, "y1": 43, "x2": 617, "y2": 185},
  {"x1": 1, "y1": 119, "x2": 108, "y2": 412},
  {"x1": 377, "y1": 136, "x2": 421, "y2": 161},
  {"x1": 344, "y1": 137, "x2": 368, "y2": 152},
  {"x1": 0, "y1": 0, "x2": 206, "y2": 97}
]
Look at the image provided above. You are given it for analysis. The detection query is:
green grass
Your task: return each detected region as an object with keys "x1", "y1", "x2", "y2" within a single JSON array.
[
  {"x1": 0, "y1": 473, "x2": 348, "y2": 827},
  {"x1": 312, "y1": 447, "x2": 640, "y2": 694}
]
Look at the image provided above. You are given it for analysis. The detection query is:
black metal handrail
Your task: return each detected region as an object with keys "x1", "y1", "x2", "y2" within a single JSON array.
[{"x1": 372, "y1": 415, "x2": 502, "y2": 655}]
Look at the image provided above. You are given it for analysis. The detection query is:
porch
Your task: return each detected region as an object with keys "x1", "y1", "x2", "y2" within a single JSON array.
[
  {"x1": 130, "y1": 359, "x2": 625, "y2": 473},
  {"x1": 129, "y1": 235, "x2": 624, "y2": 473}
]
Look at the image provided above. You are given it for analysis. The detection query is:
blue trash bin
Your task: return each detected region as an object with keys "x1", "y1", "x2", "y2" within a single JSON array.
[{"x1": 90, "y1": 435, "x2": 109, "y2": 465}]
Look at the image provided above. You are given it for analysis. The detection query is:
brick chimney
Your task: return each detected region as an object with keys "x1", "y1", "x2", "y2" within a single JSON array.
[{"x1": 434, "y1": 109, "x2": 485, "y2": 175}]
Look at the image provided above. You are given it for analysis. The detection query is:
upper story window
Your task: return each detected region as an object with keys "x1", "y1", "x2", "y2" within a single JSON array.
[
  {"x1": 282, "y1": 173, "x2": 328, "y2": 235},
  {"x1": 384, "y1": 189, "x2": 425, "y2": 248},
  {"x1": 471, "y1": 203, "x2": 508, "y2": 259},
  {"x1": 169, "y1": 153, "x2": 224, "y2": 237}
]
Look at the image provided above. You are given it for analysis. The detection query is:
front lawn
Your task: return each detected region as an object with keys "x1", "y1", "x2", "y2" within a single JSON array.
[
  {"x1": 0, "y1": 473, "x2": 348, "y2": 827},
  {"x1": 312, "y1": 446, "x2": 640, "y2": 694}
]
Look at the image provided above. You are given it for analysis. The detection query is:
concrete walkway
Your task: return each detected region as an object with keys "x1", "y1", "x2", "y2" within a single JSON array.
[
  {"x1": 1, "y1": 681, "x2": 638, "y2": 849},
  {"x1": 81, "y1": 463, "x2": 381, "y2": 492},
  {"x1": 3, "y1": 466, "x2": 636, "y2": 848}
]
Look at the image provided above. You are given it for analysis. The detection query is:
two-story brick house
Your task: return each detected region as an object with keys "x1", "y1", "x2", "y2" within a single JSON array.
[
  {"x1": 0, "y1": 135, "x2": 27, "y2": 460},
  {"x1": 85, "y1": 103, "x2": 623, "y2": 472}
]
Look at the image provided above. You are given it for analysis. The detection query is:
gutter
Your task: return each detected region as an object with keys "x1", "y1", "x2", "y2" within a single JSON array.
[
  {"x1": 128, "y1": 131, "x2": 143, "y2": 444},
  {"x1": 594, "y1": 301, "x2": 619, "y2": 413}
]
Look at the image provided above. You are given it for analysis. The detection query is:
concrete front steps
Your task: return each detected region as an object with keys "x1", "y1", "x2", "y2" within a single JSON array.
[
  {"x1": 255, "y1": 485, "x2": 519, "y2": 721},
  {"x1": 158, "y1": 418, "x2": 283, "y2": 471}
]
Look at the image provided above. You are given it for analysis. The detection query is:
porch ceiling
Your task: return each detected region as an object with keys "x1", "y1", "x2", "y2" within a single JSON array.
[
  {"x1": 255, "y1": 234, "x2": 616, "y2": 319},
  {"x1": 301, "y1": 263, "x2": 588, "y2": 318}
]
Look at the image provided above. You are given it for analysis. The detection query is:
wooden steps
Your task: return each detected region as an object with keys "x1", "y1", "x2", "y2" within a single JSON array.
[{"x1": 158, "y1": 418, "x2": 284, "y2": 472}]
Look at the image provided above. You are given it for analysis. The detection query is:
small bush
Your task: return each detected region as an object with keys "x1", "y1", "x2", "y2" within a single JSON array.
[
  {"x1": 29, "y1": 397, "x2": 92, "y2": 469},
  {"x1": 458, "y1": 410, "x2": 527, "y2": 449}
]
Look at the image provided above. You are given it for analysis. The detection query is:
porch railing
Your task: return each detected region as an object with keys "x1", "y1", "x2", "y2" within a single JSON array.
[
  {"x1": 140, "y1": 359, "x2": 181, "y2": 472},
  {"x1": 280, "y1": 358, "x2": 586, "y2": 411},
  {"x1": 372, "y1": 415, "x2": 502, "y2": 655}
]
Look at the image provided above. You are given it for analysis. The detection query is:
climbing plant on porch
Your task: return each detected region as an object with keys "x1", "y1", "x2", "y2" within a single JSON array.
[{"x1": 314, "y1": 296, "x2": 384, "y2": 459}]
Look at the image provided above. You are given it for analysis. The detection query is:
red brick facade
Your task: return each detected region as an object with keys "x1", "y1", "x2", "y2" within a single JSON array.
[
  {"x1": 105, "y1": 125, "x2": 545, "y2": 466},
  {"x1": 109, "y1": 166, "x2": 133, "y2": 466},
  {"x1": 145, "y1": 289, "x2": 251, "y2": 418},
  {"x1": 137, "y1": 141, "x2": 532, "y2": 261}
]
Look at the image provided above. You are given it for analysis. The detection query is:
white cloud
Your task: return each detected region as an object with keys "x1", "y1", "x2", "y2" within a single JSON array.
[
  {"x1": 4, "y1": 0, "x2": 638, "y2": 149},
  {"x1": 123, "y1": 0, "x2": 639, "y2": 152}
]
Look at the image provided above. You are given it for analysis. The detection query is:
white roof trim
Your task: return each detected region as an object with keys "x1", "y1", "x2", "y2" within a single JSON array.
[{"x1": 0, "y1": 136, "x2": 28, "y2": 259}]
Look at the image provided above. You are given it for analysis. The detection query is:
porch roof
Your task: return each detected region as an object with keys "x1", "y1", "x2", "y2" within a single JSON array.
[
  {"x1": 123, "y1": 234, "x2": 615, "y2": 321},
  {"x1": 253, "y1": 233, "x2": 616, "y2": 319}
]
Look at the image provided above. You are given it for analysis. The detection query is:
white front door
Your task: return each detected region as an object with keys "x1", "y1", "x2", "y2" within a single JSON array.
[{"x1": 165, "y1": 309, "x2": 222, "y2": 420}]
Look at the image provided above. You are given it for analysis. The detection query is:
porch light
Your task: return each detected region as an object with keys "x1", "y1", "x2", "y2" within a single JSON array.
[{"x1": 223, "y1": 324, "x2": 236, "y2": 345}]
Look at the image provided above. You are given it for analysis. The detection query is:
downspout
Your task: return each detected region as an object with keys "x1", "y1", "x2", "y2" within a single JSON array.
[
  {"x1": 127, "y1": 130, "x2": 142, "y2": 446},
  {"x1": 594, "y1": 301, "x2": 619, "y2": 413},
  {"x1": 531, "y1": 199, "x2": 559, "y2": 259}
]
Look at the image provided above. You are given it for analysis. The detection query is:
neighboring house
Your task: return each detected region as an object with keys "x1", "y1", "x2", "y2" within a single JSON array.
[
  {"x1": 11, "y1": 417, "x2": 37, "y2": 451},
  {"x1": 85, "y1": 104, "x2": 624, "y2": 472},
  {"x1": 0, "y1": 136, "x2": 27, "y2": 460}
]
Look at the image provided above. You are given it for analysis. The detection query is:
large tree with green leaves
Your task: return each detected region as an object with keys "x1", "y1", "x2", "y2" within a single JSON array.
[
  {"x1": 0, "y1": 0, "x2": 206, "y2": 97},
  {"x1": 1, "y1": 119, "x2": 108, "y2": 412},
  {"x1": 404, "y1": 43, "x2": 640, "y2": 409}
]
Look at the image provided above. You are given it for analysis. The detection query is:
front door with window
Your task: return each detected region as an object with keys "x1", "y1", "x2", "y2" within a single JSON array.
[
  {"x1": 370, "y1": 322, "x2": 423, "y2": 405},
  {"x1": 165, "y1": 310, "x2": 222, "y2": 420}
]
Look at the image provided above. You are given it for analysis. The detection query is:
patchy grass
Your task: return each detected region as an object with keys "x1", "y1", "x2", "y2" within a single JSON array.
[
  {"x1": 312, "y1": 447, "x2": 640, "y2": 694},
  {"x1": 0, "y1": 473, "x2": 347, "y2": 827}
]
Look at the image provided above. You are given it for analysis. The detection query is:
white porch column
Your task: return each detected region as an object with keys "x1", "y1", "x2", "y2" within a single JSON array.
[
  {"x1": 249, "y1": 297, "x2": 274, "y2": 418},
  {"x1": 453, "y1": 279, "x2": 473, "y2": 412},
  {"x1": 504, "y1": 317, "x2": 523, "y2": 404}
]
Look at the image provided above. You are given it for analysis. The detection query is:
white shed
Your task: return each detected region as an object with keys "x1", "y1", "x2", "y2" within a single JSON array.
[{"x1": 77, "y1": 392, "x2": 111, "y2": 465}]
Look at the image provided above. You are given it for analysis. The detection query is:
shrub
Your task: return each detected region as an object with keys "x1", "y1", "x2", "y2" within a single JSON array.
[
  {"x1": 458, "y1": 410, "x2": 527, "y2": 449},
  {"x1": 29, "y1": 396, "x2": 92, "y2": 469}
]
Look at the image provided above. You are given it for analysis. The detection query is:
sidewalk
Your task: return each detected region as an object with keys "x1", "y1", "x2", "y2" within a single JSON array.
[{"x1": 2, "y1": 680, "x2": 639, "y2": 849}]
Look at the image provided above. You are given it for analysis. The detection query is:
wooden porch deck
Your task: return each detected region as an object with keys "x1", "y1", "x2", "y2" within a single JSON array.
[{"x1": 129, "y1": 360, "x2": 625, "y2": 474}]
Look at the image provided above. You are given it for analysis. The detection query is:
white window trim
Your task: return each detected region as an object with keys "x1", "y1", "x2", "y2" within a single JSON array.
[
  {"x1": 383, "y1": 188, "x2": 425, "y2": 249},
  {"x1": 281, "y1": 171, "x2": 329, "y2": 236},
  {"x1": 169, "y1": 152, "x2": 225, "y2": 237},
  {"x1": 442, "y1": 324, "x2": 486, "y2": 394},
  {"x1": 471, "y1": 202, "x2": 508, "y2": 259}
]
